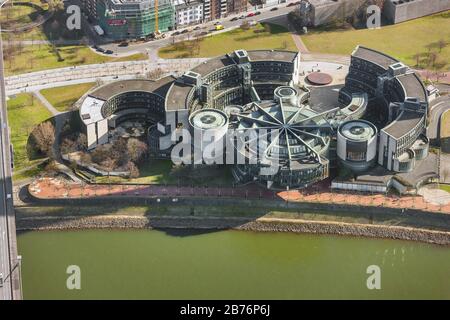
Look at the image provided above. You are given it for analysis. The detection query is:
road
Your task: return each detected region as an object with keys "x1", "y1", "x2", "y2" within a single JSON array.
[
  {"x1": 0, "y1": 0, "x2": 21, "y2": 300},
  {"x1": 428, "y1": 95, "x2": 450, "y2": 140},
  {"x1": 97, "y1": 3, "x2": 299, "y2": 55}
]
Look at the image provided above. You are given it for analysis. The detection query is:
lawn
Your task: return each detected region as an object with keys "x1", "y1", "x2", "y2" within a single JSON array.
[
  {"x1": 302, "y1": 11, "x2": 450, "y2": 70},
  {"x1": 0, "y1": 3, "x2": 36, "y2": 28},
  {"x1": 94, "y1": 159, "x2": 235, "y2": 186},
  {"x1": 3, "y1": 45, "x2": 147, "y2": 76},
  {"x1": 440, "y1": 185, "x2": 450, "y2": 193},
  {"x1": 7, "y1": 93, "x2": 53, "y2": 172},
  {"x1": 441, "y1": 110, "x2": 450, "y2": 153},
  {"x1": 159, "y1": 23, "x2": 297, "y2": 59},
  {"x1": 41, "y1": 82, "x2": 96, "y2": 112}
]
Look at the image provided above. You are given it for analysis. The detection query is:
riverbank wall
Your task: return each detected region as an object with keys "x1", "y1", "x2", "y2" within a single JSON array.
[{"x1": 16, "y1": 214, "x2": 450, "y2": 246}]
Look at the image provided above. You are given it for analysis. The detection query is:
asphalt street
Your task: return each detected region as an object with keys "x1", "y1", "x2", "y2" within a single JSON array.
[{"x1": 428, "y1": 95, "x2": 450, "y2": 140}]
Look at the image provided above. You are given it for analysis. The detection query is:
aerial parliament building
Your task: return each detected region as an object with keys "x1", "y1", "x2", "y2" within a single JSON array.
[{"x1": 78, "y1": 46, "x2": 434, "y2": 191}]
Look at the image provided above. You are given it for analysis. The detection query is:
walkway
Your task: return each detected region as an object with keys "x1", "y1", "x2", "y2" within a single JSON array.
[
  {"x1": 29, "y1": 177, "x2": 450, "y2": 214},
  {"x1": 32, "y1": 90, "x2": 60, "y2": 116},
  {"x1": 288, "y1": 24, "x2": 309, "y2": 53}
]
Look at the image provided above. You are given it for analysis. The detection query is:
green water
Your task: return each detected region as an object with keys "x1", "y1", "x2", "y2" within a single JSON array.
[{"x1": 18, "y1": 229, "x2": 450, "y2": 299}]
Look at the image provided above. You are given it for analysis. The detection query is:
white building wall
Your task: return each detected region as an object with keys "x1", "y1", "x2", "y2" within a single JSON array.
[
  {"x1": 87, "y1": 123, "x2": 97, "y2": 150},
  {"x1": 97, "y1": 119, "x2": 109, "y2": 145},
  {"x1": 175, "y1": 2, "x2": 204, "y2": 26}
]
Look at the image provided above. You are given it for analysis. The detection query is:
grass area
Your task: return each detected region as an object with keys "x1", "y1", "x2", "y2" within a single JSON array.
[
  {"x1": 7, "y1": 93, "x2": 52, "y2": 172},
  {"x1": 302, "y1": 11, "x2": 450, "y2": 70},
  {"x1": 441, "y1": 110, "x2": 450, "y2": 153},
  {"x1": 94, "y1": 160, "x2": 235, "y2": 186},
  {"x1": 440, "y1": 185, "x2": 450, "y2": 193},
  {"x1": 0, "y1": 4, "x2": 36, "y2": 27},
  {"x1": 40, "y1": 82, "x2": 96, "y2": 112},
  {"x1": 3, "y1": 45, "x2": 147, "y2": 76},
  {"x1": 159, "y1": 23, "x2": 297, "y2": 59}
]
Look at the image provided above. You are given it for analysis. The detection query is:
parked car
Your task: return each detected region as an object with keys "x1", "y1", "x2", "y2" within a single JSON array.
[
  {"x1": 287, "y1": 2, "x2": 296, "y2": 7},
  {"x1": 255, "y1": 11, "x2": 261, "y2": 15},
  {"x1": 105, "y1": 49, "x2": 113, "y2": 54},
  {"x1": 230, "y1": 16, "x2": 239, "y2": 21},
  {"x1": 96, "y1": 47, "x2": 105, "y2": 53},
  {"x1": 181, "y1": 29, "x2": 190, "y2": 34},
  {"x1": 239, "y1": 15, "x2": 246, "y2": 19},
  {"x1": 193, "y1": 26, "x2": 201, "y2": 30},
  {"x1": 247, "y1": 12, "x2": 255, "y2": 17},
  {"x1": 172, "y1": 31, "x2": 180, "y2": 36},
  {"x1": 214, "y1": 21, "x2": 221, "y2": 25},
  {"x1": 118, "y1": 42, "x2": 129, "y2": 47},
  {"x1": 270, "y1": 7, "x2": 278, "y2": 11}
]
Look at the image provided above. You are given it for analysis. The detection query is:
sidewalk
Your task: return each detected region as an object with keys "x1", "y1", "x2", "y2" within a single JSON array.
[{"x1": 29, "y1": 177, "x2": 450, "y2": 214}]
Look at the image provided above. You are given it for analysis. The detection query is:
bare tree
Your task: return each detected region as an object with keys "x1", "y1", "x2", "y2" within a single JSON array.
[
  {"x1": 32, "y1": 121, "x2": 56, "y2": 158},
  {"x1": 126, "y1": 161, "x2": 140, "y2": 178},
  {"x1": 146, "y1": 67, "x2": 164, "y2": 80},
  {"x1": 413, "y1": 53, "x2": 421, "y2": 68},
  {"x1": 437, "y1": 39, "x2": 447, "y2": 53},
  {"x1": 127, "y1": 138, "x2": 149, "y2": 163}
]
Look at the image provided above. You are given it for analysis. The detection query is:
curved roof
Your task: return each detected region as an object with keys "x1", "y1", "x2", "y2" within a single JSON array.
[
  {"x1": 80, "y1": 76, "x2": 176, "y2": 125},
  {"x1": 247, "y1": 50, "x2": 298, "y2": 63},
  {"x1": 382, "y1": 110, "x2": 424, "y2": 139},
  {"x1": 351, "y1": 46, "x2": 398, "y2": 69},
  {"x1": 89, "y1": 76, "x2": 175, "y2": 101},
  {"x1": 339, "y1": 120, "x2": 377, "y2": 142},
  {"x1": 234, "y1": 95, "x2": 331, "y2": 166},
  {"x1": 395, "y1": 72, "x2": 427, "y2": 102}
]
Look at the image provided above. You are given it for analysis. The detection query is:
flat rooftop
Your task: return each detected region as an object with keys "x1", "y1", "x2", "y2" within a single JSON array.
[
  {"x1": 247, "y1": 50, "x2": 298, "y2": 63},
  {"x1": 165, "y1": 81, "x2": 195, "y2": 111},
  {"x1": 191, "y1": 55, "x2": 235, "y2": 77},
  {"x1": 382, "y1": 109, "x2": 424, "y2": 139},
  {"x1": 90, "y1": 76, "x2": 175, "y2": 101},
  {"x1": 396, "y1": 72, "x2": 427, "y2": 102},
  {"x1": 352, "y1": 46, "x2": 398, "y2": 69}
]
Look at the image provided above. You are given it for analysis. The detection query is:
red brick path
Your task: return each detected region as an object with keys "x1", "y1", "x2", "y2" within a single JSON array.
[{"x1": 28, "y1": 178, "x2": 450, "y2": 214}]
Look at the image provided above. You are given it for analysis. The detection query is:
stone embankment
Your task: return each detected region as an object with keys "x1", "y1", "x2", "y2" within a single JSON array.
[{"x1": 16, "y1": 215, "x2": 450, "y2": 246}]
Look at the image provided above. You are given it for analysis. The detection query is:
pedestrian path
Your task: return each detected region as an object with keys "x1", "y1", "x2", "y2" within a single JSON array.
[{"x1": 28, "y1": 177, "x2": 450, "y2": 214}]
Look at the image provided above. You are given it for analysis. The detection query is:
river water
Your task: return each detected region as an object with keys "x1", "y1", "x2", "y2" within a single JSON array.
[{"x1": 17, "y1": 229, "x2": 450, "y2": 299}]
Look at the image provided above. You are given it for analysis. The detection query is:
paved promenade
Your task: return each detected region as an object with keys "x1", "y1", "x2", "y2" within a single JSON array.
[{"x1": 29, "y1": 178, "x2": 450, "y2": 214}]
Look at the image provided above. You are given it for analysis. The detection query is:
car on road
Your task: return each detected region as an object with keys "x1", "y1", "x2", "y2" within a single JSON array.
[
  {"x1": 215, "y1": 24, "x2": 224, "y2": 31},
  {"x1": 193, "y1": 26, "x2": 201, "y2": 30},
  {"x1": 247, "y1": 12, "x2": 255, "y2": 17},
  {"x1": 172, "y1": 31, "x2": 180, "y2": 36},
  {"x1": 287, "y1": 2, "x2": 296, "y2": 7},
  {"x1": 270, "y1": 7, "x2": 278, "y2": 11},
  {"x1": 255, "y1": 11, "x2": 261, "y2": 15},
  {"x1": 105, "y1": 49, "x2": 114, "y2": 54},
  {"x1": 96, "y1": 47, "x2": 105, "y2": 53},
  {"x1": 118, "y1": 42, "x2": 129, "y2": 47},
  {"x1": 239, "y1": 15, "x2": 246, "y2": 19},
  {"x1": 181, "y1": 29, "x2": 190, "y2": 34},
  {"x1": 230, "y1": 16, "x2": 239, "y2": 21}
]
